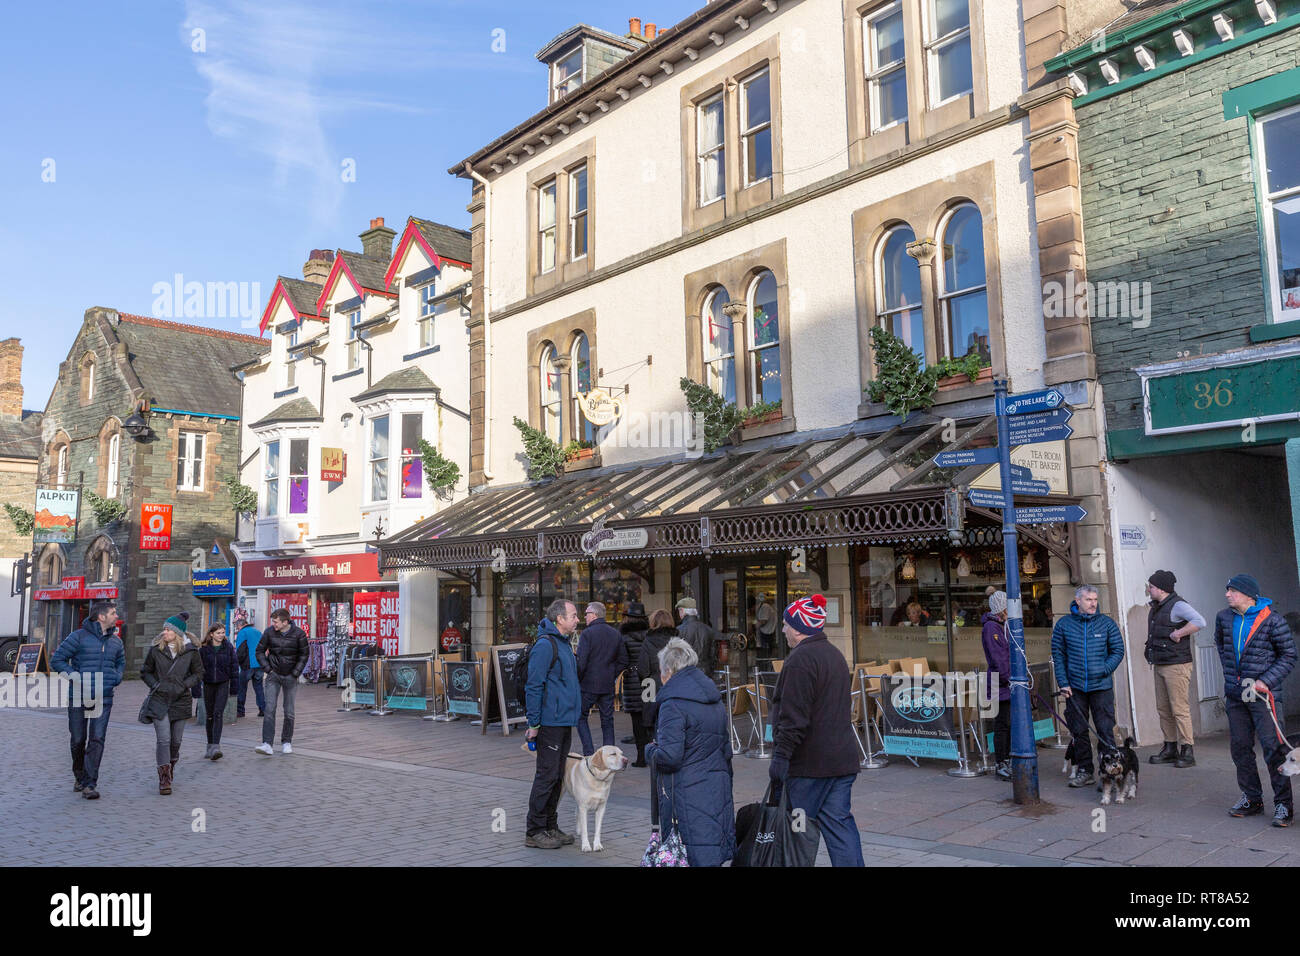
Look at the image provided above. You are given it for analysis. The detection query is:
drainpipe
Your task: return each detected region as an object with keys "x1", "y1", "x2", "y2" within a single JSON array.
[{"x1": 463, "y1": 162, "x2": 495, "y2": 481}]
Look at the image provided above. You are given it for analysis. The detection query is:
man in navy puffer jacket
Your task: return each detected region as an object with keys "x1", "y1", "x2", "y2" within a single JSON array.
[
  {"x1": 1215, "y1": 574, "x2": 1297, "y2": 827},
  {"x1": 51, "y1": 601, "x2": 125, "y2": 800},
  {"x1": 1051, "y1": 585, "x2": 1124, "y2": 788}
]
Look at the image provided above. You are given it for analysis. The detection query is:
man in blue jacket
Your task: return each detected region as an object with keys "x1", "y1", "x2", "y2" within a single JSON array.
[
  {"x1": 1215, "y1": 574, "x2": 1297, "y2": 827},
  {"x1": 1051, "y1": 585, "x2": 1125, "y2": 788},
  {"x1": 51, "y1": 601, "x2": 125, "y2": 800},
  {"x1": 575, "y1": 602, "x2": 628, "y2": 756},
  {"x1": 232, "y1": 610, "x2": 265, "y2": 719},
  {"x1": 524, "y1": 598, "x2": 581, "y2": 849}
]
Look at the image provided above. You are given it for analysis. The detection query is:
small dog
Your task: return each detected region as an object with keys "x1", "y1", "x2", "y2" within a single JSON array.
[
  {"x1": 563, "y1": 745, "x2": 629, "y2": 852},
  {"x1": 1098, "y1": 737, "x2": 1139, "y2": 805},
  {"x1": 1062, "y1": 736, "x2": 1085, "y2": 776}
]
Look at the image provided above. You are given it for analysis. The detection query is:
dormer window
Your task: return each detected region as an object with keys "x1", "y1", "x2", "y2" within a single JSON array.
[
  {"x1": 347, "y1": 309, "x2": 364, "y2": 369},
  {"x1": 551, "y1": 47, "x2": 584, "y2": 102}
]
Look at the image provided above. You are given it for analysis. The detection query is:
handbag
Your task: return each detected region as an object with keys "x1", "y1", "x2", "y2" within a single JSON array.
[
  {"x1": 733, "y1": 781, "x2": 821, "y2": 867},
  {"x1": 137, "y1": 652, "x2": 189, "y2": 724},
  {"x1": 640, "y1": 772, "x2": 690, "y2": 867}
]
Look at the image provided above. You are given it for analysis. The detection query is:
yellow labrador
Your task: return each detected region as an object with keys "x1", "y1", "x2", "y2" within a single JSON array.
[{"x1": 564, "y1": 745, "x2": 629, "y2": 852}]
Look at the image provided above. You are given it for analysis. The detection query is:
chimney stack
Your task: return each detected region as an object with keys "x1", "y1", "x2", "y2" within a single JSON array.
[
  {"x1": 360, "y1": 216, "x2": 396, "y2": 260},
  {"x1": 646, "y1": 22, "x2": 657, "y2": 39},
  {"x1": 629, "y1": 17, "x2": 642, "y2": 36},
  {"x1": 0, "y1": 338, "x2": 24, "y2": 419},
  {"x1": 303, "y1": 248, "x2": 334, "y2": 284}
]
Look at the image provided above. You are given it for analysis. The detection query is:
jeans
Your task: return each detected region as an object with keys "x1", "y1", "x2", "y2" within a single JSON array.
[
  {"x1": 527, "y1": 726, "x2": 571, "y2": 836},
  {"x1": 576, "y1": 691, "x2": 615, "y2": 755},
  {"x1": 992, "y1": 702, "x2": 1011, "y2": 763},
  {"x1": 69, "y1": 699, "x2": 113, "y2": 788},
  {"x1": 784, "y1": 774, "x2": 864, "y2": 867},
  {"x1": 237, "y1": 666, "x2": 265, "y2": 715},
  {"x1": 1063, "y1": 686, "x2": 1117, "y2": 775},
  {"x1": 204, "y1": 682, "x2": 230, "y2": 745},
  {"x1": 154, "y1": 717, "x2": 186, "y2": 766},
  {"x1": 1226, "y1": 695, "x2": 1292, "y2": 808},
  {"x1": 262, "y1": 672, "x2": 299, "y2": 745}
]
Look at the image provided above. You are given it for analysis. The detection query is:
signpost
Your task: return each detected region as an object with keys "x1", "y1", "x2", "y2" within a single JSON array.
[
  {"x1": 1002, "y1": 387, "x2": 1065, "y2": 416},
  {"x1": 1006, "y1": 407, "x2": 1074, "y2": 445},
  {"x1": 933, "y1": 447, "x2": 1001, "y2": 469}
]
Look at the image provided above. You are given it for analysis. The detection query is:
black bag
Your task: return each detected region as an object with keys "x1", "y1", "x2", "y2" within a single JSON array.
[
  {"x1": 733, "y1": 781, "x2": 821, "y2": 867},
  {"x1": 137, "y1": 652, "x2": 188, "y2": 725},
  {"x1": 514, "y1": 633, "x2": 562, "y2": 711}
]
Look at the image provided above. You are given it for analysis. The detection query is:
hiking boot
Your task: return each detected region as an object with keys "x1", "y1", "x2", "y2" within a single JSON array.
[
  {"x1": 82, "y1": 786, "x2": 99, "y2": 800},
  {"x1": 1067, "y1": 769, "x2": 1095, "y2": 788},
  {"x1": 1148, "y1": 741, "x2": 1178, "y2": 764},
  {"x1": 525, "y1": 830, "x2": 563, "y2": 849},
  {"x1": 1229, "y1": 795, "x2": 1264, "y2": 817},
  {"x1": 1174, "y1": 745, "x2": 1196, "y2": 768},
  {"x1": 550, "y1": 828, "x2": 575, "y2": 846},
  {"x1": 158, "y1": 765, "x2": 172, "y2": 796},
  {"x1": 1274, "y1": 805, "x2": 1293, "y2": 828},
  {"x1": 995, "y1": 761, "x2": 1012, "y2": 780}
]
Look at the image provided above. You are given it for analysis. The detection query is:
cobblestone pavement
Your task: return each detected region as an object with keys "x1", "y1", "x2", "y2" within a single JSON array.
[{"x1": 2, "y1": 679, "x2": 1297, "y2": 866}]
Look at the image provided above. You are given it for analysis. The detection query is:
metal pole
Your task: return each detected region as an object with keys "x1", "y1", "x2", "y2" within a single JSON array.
[
  {"x1": 946, "y1": 672, "x2": 984, "y2": 777},
  {"x1": 995, "y1": 378, "x2": 1040, "y2": 804},
  {"x1": 744, "y1": 666, "x2": 771, "y2": 759},
  {"x1": 858, "y1": 667, "x2": 887, "y2": 769}
]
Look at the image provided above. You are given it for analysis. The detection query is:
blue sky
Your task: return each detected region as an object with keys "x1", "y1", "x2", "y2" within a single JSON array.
[{"x1": 0, "y1": 0, "x2": 701, "y2": 408}]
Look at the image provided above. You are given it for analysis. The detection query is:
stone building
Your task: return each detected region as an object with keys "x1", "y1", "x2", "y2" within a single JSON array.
[
  {"x1": 33, "y1": 308, "x2": 267, "y2": 672},
  {"x1": 0, "y1": 337, "x2": 43, "y2": 645}
]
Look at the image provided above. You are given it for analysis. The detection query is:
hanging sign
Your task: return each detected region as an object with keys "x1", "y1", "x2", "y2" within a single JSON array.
[
  {"x1": 577, "y1": 388, "x2": 623, "y2": 427},
  {"x1": 192, "y1": 568, "x2": 236, "y2": 597},
  {"x1": 140, "y1": 503, "x2": 173, "y2": 551},
  {"x1": 33, "y1": 489, "x2": 79, "y2": 544},
  {"x1": 321, "y1": 448, "x2": 346, "y2": 482}
]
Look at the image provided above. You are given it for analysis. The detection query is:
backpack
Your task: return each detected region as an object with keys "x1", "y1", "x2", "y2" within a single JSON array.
[{"x1": 514, "y1": 633, "x2": 562, "y2": 712}]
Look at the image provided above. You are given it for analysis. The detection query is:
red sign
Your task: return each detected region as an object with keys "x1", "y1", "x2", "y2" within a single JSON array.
[
  {"x1": 32, "y1": 576, "x2": 120, "y2": 602},
  {"x1": 379, "y1": 591, "x2": 400, "y2": 656},
  {"x1": 440, "y1": 625, "x2": 463, "y2": 652},
  {"x1": 140, "y1": 503, "x2": 173, "y2": 550},
  {"x1": 352, "y1": 591, "x2": 380, "y2": 646},
  {"x1": 269, "y1": 592, "x2": 310, "y2": 632},
  {"x1": 240, "y1": 552, "x2": 391, "y2": 588},
  {"x1": 321, "y1": 448, "x2": 346, "y2": 483}
]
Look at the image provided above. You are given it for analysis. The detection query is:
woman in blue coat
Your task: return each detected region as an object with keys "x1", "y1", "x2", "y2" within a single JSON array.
[{"x1": 645, "y1": 637, "x2": 735, "y2": 867}]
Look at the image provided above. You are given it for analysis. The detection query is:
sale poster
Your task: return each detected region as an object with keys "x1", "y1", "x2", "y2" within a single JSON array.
[
  {"x1": 352, "y1": 591, "x2": 380, "y2": 646},
  {"x1": 379, "y1": 591, "x2": 400, "y2": 656},
  {"x1": 269, "y1": 592, "x2": 310, "y2": 633}
]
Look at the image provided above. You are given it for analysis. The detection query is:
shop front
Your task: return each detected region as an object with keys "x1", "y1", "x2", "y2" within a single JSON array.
[
  {"x1": 191, "y1": 567, "x2": 236, "y2": 635},
  {"x1": 33, "y1": 576, "x2": 121, "y2": 657}
]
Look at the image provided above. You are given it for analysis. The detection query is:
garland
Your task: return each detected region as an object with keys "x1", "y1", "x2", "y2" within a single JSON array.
[
  {"x1": 3, "y1": 504, "x2": 33, "y2": 537},
  {"x1": 225, "y1": 475, "x2": 258, "y2": 516},
  {"x1": 83, "y1": 491, "x2": 127, "y2": 526},
  {"x1": 679, "y1": 377, "x2": 743, "y2": 453},
  {"x1": 512, "y1": 417, "x2": 566, "y2": 480},
  {"x1": 418, "y1": 439, "x2": 461, "y2": 494}
]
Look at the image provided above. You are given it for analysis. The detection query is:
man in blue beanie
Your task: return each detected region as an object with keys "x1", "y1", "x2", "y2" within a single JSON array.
[{"x1": 1215, "y1": 574, "x2": 1297, "y2": 827}]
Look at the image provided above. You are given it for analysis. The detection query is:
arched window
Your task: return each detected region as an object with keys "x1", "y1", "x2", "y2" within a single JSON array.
[
  {"x1": 570, "y1": 333, "x2": 596, "y2": 444},
  {"x1": 39, "y1": 546, "x2": 63, "y2": 588},
  {"x1": 877, "y1": 226, "x2": 926, "y2": 366},
  {"x1": 702, "y1": 288, "x2": 736, "y2": 404},
  {"x1": 80, "y1": 353, "x2": 96, "y2": 404},
  {"x1": 938, "y1": 203, "x2": 989, "y2": 363},
  {"x1": 747, "y1": 271, "x2": 782, "y2": 406},
  {"x1": 86, "y1": 537, "x2": 118, "y2": 584},
  {"x1": 106, "y1": 431, "x2": 120, "y2": 498},
  {"x1": 540, "y1": 344, "x2": 562, "y2": 442},
  {"x1": 55, "y1": 443, "x2": 69, "y2": 489}
]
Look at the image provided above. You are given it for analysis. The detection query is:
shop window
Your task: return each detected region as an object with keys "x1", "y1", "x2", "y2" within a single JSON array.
[
  {"x1": 288, "y1": 438, "x2": 309, "y2": 514},
  {"x1": 538, "y1": 179, "x2": 558, "y2": 275},
  {"x1": 264, "y1": 440, "x2": 280, "y2": 517},
  {"x1": 1257, "y1": 103, "x2": 1300, "y2": 321},
  {"x1": 747, "y1": 271, "x2": 782, "y2": 407},
  {"x1": 925, "y1": 0, "x2": 973, "y2": 107},
  {"x1": 542, "y1": 561, "x2": 591, "y2": 627},
  {"x1": 400, "y1": 414, "x2": 423, "y2": 499},
  {"x1": 865, "y1": 1, "x2": 907, "y2": 131},
  {"x1": 496, "y1": 567, "x2": 542, "y2": 644},
  {"x1": 877, "y1": 225, "x2": 926, "y2": 365},
  {"x1": 569, "y1": 165, "x2": 589, "y2": 261},
  {"x1": 570, "y1": 333, "x2": 596, "y2": 445},
  {"x1": 176, "y1": 431, "x2": 204, "y2": 491},
  {"x1": 540, "y1": 344, "x2": 562, "y2": 442},
  {"x1": 938, "y1": 203, "x2": 989, "y2": 363},
  {"x1": 702, "y1": 288, "x2": 737, "y2": 404},
  {"x1": 369, "y1": 415, "x2": 389, "y2": 502},
  {"x1": 591, "y1": 566, "x2": 648, "y2": 625},
  {"x1": 740, "y1": 68, "x2": 773, "y2": 188}
]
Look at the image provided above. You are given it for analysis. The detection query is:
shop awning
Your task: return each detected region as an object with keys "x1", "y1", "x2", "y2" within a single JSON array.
[{"x1": 380, "y1": 416, "x2": 1084, "y2": 581}]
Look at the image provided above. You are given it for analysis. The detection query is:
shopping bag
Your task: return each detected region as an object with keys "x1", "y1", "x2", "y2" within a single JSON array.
[
  {"x1": 733, "y1": 781, "x2": 821, "y2": 867},
  {"x1": 640, "y1": 827, "x2": 690, "y2": 867}
]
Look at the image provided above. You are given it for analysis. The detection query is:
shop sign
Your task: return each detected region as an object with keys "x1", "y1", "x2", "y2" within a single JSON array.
[
  {"x1": 140, "y1": 503, "x2": 173, "y2": 551},
  {"x1": 1143, "y1": 351, "x2": 1300, "y2": 435},
  {"x1": 878, "y1": 673, "x2": 959, "y2": 761},
  {"x1": 321, "y1": 448, "x2": 346, "y2": 482},
  {"x1": 577, "y1": 387, "x2": 623, "y2": 427},
  {"x1": 353, "y1": 592, "x2": 380, "y2": 646},
  {"x1": 268, "y1": 592, "x2": 310, "y2": 632},
  {"x1": 33, "y1": 488, "x2": 79, "y2": 544},
  {"x1": 1119, "y1": 525, "x2": 1148, "y2": 550},
  {"x1": 240, "y1": 552, "x2": 391, "y2": 588},
  {"x1": 972, "y1": 442, "x2": 1068, "y2": 495},
  {"x1": 32, "y1": 576, "x2": 120, "y2": 602},
  {"x1": 192, "y1": 568, "x2": 236, "y2": 597},
  {"x1": 379, "y1": 591, "x2": 400, "y2": 656},
  {"x1": 580, "y1": 523, "x2": 649, "y2": 556}
]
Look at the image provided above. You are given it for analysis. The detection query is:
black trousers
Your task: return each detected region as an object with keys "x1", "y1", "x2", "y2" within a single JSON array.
[
  {"x1": 992, "y1": 703, "x2": 1011, "y2": 763},
  {"x1": 1063, "y1": 687, "x2": 1117, "y2": 774},
  {"x1": 203, "y1": 682, "x2": 230, "y2": 744},
  {"x1": 526, "y1": 726, "x2": 571, "y2": 835},
  {"x1": 629, "y1": 710, "x2": 650, "y2": 763},
  {"x1": 1226, "y1": 695, "x2": 1293, "y2": 808}
]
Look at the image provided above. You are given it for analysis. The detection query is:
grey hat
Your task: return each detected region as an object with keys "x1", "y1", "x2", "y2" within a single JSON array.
[
  {"x1": 989, "y1": 591, "x2": 1008, "y2": 615},
  {"x1": 675, "y1": 597, "x2": 697, "y2": 610}
]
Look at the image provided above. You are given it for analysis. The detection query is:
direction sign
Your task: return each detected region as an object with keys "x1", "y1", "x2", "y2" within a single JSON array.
[
  {"x1": 1010, "y1": 478, "x2": 1051, "y2": 495},
  {"x1": 1002, "y1": 388, "x2": 1066, "y2": 417},
  {"x1": 1007, "y1": 408, "x2": 1074, "y2": 445},
  {"x1": 1009, "y1": 464, "x2": 1032, "y2": 481},
  {"x1": 1014, "y1": 505, "x2": 1087, "y2": 524},
  {"x1": 967, "y1": 488, "x2": 1008, "y2": 508},
  {"x1": 934, "y1": 447, "x2": 1000, "y2": 469}
]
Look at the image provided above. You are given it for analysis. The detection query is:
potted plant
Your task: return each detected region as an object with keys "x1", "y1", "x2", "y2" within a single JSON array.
[
  {"x1": 934, "y1": 352, "x2": 992, "y2": 389},
  {"x1": 741, "y1": 399, "x2": 783, "y2": 427},
  {"x1": 562, "y1": 439, "x2": 597, "y2": 462}
]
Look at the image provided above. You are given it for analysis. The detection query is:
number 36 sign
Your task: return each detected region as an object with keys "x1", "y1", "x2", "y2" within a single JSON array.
[{"x1": 1143, "y1": 354, "x2": 1300, "y2": 436}]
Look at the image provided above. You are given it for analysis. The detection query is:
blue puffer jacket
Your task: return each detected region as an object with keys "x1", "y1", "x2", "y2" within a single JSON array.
[
  {"x1": 51, "y1": 617, "x2": 126, "y2": 701},
  {"x1": 525, "y1": 618, "x2": 580, "y2": 728},
  {"x1": 646, "y1": 665, "x2": 735, "y2": 867},
  {"x1": 1051, "y1": 602, "x2": 1124, "y2": 693},
  {"x1": 1213, "y1": 598, "x2": 1297, "y2": 701}
]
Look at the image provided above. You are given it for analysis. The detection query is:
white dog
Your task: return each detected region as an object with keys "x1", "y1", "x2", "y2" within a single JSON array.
[{"x1": 563, "y1": 745, "x2": 629, "y2": 852}]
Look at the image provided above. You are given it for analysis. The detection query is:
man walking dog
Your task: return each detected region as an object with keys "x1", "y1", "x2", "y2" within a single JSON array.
[
  {"x1": 1143, "y1": 570, "x2": 1205, "y2": 768},
  {"x1": 1052, "y1": 585, "x2": 1125, "y2": 789}
]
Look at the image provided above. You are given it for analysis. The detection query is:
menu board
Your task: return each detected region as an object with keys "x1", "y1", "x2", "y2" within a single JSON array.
[
  {"x1": 491, "y1": 644, "x2": 529, "y2": 733},
  {"x1": 444, "y1": 659, "x2": 483, "y2": 717}
]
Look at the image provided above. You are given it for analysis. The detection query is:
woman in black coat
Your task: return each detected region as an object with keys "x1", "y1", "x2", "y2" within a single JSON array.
[
  {"x1": 199, "y1": 624, "x2": 239, "y2": 761},
  {"x1": 637, "y1": 609, "x2": 679, "y2": 730},
  {"x1": 140, "y1": 619, "x2": 203, "y2": 795},
  {"x1": 620, "y1": 603, "x2": 650, "y2": 767}
]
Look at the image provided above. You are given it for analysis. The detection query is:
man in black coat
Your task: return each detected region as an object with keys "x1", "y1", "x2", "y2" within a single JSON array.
[
  {"x1": 576, "y1": 602, "x2": 628, "y2": 756},
  {"x1": 254, "y1": 609, "x2": 309, "y2": 756},
  {"x1": 768, "y1": 594, "x2": 864, "y2": 867},
  {"x1": 1215, "y1": 574, "x2": 1298, "y2": 827}
]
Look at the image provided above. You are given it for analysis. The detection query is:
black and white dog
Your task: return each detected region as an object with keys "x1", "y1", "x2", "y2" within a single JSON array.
[
  {"x1": 1098, "y1": 737, "x2": 1140, "y2": 805},
  {"x1": 1062, "y1": 736, "x2": 1086, "y2": 777}
]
